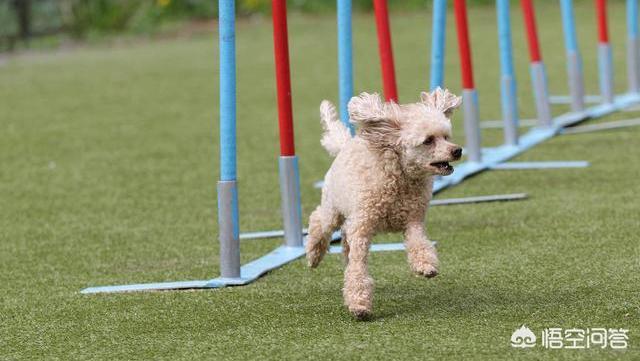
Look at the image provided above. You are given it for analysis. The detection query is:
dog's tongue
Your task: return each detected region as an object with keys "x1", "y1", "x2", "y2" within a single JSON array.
[{"x1": 431, "y1": 162, "x2": 453, "y2": 173}]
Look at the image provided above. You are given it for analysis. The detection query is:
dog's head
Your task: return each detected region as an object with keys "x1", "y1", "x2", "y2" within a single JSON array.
[{"x1": 348, "y1": 88, "x2": 463, "y2": 176}]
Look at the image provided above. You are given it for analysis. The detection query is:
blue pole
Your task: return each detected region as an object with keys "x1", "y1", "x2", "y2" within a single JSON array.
[
  {"x1": 497, "y1": 0, "x2": 515, "y2": 93},
  {"x1": 220, "y1": 0, "x2": 236, "y2": 182},
  {"x1": 429, "y1": 0, "x2": 446, "y2": 90},
  {"x1": 627, "y1": 0, "x2": 639, "y2": 92},
  {"x1": 628, "y1": 0, "x2": 638, "y2": 38},
  {"x1": 218, "y1": 0, "x2": 240, "y2": 279},
  {"x1": 496, "y1": 0, "x2": 518, "y2": 145},
  {"x1": 560, "y1": 0, "x2": 585, "y2": 111},
  {"x1": 338, "y1": 0, "x2": 355, "y2": 134},
  {"x1": 560, "y1": 0, "x2": 578, "y2": 53}
]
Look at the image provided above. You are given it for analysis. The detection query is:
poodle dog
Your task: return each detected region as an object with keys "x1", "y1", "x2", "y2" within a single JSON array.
[{"x1": 306, "y1": 88, "x2": 463, "y2": 319}]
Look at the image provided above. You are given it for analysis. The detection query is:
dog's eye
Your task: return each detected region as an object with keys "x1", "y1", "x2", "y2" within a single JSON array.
[
  {"x1": 423, "y1": 136, "x2": 435, "y2": 145},
  {"x1": 444, "y1": 135, "x2": 450, "y2": 141}
]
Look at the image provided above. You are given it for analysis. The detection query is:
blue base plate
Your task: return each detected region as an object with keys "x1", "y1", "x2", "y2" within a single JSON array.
[
  {"x1": 549, "y1": 94, "x2": 601, "y2": 104},
  {"x1": 81, "y1": 240, "x2": 406, "y2": 294},
  {"x1": 490, "y1": 161, "x2": 590, "y2": 170},
  {"x1": 561, "y1": 118, "x2": 640, "y2": 134}
]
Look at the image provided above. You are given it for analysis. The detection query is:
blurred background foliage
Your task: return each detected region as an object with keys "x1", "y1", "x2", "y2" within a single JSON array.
[{"x1": 0, "y1": 0, "x2": 522, "y2": 52}]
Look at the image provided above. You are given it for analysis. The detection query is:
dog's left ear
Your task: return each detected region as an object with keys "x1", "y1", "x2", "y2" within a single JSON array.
[
  {"x1": 420, "y1": 87, "x2": 462, "y2": 118},
  {"x1": 348, "y1": 92, "x2": 401, "y2": 149}
]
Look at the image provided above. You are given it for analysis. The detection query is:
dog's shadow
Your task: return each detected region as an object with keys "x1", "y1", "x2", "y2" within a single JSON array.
[{"x1": 368, "y1": 279, "x2": 586, "y2": 321}]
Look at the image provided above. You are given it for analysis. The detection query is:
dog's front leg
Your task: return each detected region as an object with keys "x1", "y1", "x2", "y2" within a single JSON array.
[
  {"x1": 343, "y1": 227, "x2": 373, "y2": 319},
  {"x1": 404, "y1": 222, "x2": 439, "y2": 278}
]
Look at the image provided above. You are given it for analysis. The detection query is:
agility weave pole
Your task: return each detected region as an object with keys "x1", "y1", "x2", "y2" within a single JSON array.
[
  {"x1": 597, "y1": 0, "x2": 615, "y2": 104},
  {"x1": 560, "y1": 0, "x2": 586, "y2": 112},
  {"x1": 453, "y1": 0, "x2": 482, "y2": 163},
  {"x1": 373, "y1": 0, "x2": 398, "y2": 102},
  {"x1": 272, "y1": 0, "x2": 304, "y2": 251},
  {"x1": 628, "y1": 0, "x2": 640, "y2": 92},
  {"x1": 338, "y1": 0, "x2": 355, "y2": 133},
  {"x1": 217, "y1": 0, "x2": 240, "y2": 280},
  {"x1": 82, "y1": 0, "x2": 640, "y2": 294},
  {"x1": 496, "y1": 0, "x2": 519, "y2": 145},
  {"x1": 430, "y1": 0, "x2": 447, "y2": 91}
]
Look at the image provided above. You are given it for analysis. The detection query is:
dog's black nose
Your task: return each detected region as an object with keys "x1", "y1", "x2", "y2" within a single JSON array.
[{"x1": 452, "y1": 147, "x2": 463, "y2": 159}]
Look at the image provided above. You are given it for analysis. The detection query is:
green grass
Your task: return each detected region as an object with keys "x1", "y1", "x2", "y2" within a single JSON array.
[{"x1": 1, "y1": 2, "x2": 639, "y2": 360}]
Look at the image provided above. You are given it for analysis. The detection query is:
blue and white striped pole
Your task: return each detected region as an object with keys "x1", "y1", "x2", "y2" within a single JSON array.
[
  {"x1": 430, "y1": 0, "x2": 447, "y2": 90},
  {"x1": 627, "y1": 0, "x2": 639, "y2": 93},
  {"x1": 560, "y1": 0, "x2": 585, "y2": 112},
  {"x1": 338, "y1": 0, "x2": 355, "y2": 134},
  {"x1": 496, "y1": 0, "x2": 518, "y2": 145},
  {"x1": 218, "y1": 0, "x2": 241, "y2": 279}
]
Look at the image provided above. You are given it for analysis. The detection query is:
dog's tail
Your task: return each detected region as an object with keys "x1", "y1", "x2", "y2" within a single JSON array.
[{"x1": 320, "y1": 100, "x2": 352, "y2": 157}]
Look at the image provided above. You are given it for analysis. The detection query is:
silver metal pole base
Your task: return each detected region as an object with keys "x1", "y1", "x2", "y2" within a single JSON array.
[
  {"x1": 462, "y1": 89, "x2": 482, "y2": 163},
  {"x1": 598, "y1": 43, "x2": 614, "y2": 104},
  {"x1": 500, "y1": 74, "x2": 519, "y2": 146},
  {"x1": 627, "y1": 36, "x2": 640, "y2": 94},
  {"x1": 218, "y1": 180, "x2": 241, "y2": 279},
  {"x1": 567, "y1": 50, "x2": 585, "y2": 112},
  {"x1": 530, "y1": 62, "x2": 553, "y2": 128},
  {"x1": 279, "y1": 155, "x2": 303, "y2": 248}
]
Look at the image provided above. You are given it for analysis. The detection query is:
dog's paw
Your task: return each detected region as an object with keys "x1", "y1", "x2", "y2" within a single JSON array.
[
  {"x1": 411, "y1": 262, "x2": 439, "y2": 278},
  {"x1": 408, "y1": 249, "x2": 439, "y2": 278},
  {"x1": 343, "y1": 276, "x2": 374, "y2": 320},
  {"x1": 307, "y1": 256, "x2": 321, "y2": 268},
  {"x1": 349, "y1": 306, "x2": 373, "y2": 321},
  {"x1": 306, "y1": 247, "x2": 324, "y2": 268},
  {"x1": 407, "y1": 243, "x2": 439, "y2": 278},
  {"x1": 306, "y1": 254, "x2": 321, "y2": 268},
  {"x1": 305, "y1": 238, "x2": 328, "y2": 268}
]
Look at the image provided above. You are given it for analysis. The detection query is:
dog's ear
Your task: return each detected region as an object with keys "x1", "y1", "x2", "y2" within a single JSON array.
[
  {"x1": 420, "y1": 87, "x2": 462, "y2": 118},
  {"x1": 348, "y1": 92, "x2": 388, "y2": 123},
  {"x1": 348, "y1": 92, "x2": 401, "y2": 149}
]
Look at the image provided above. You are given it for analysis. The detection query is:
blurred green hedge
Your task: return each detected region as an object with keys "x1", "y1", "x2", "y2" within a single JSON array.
[{"x1": 0, "y1": 0, "x2": 500, "y2": 40}]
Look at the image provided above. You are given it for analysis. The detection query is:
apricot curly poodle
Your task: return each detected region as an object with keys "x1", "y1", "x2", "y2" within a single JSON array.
[{"x1": 306, "y1": 88, "x2": 463, "y2": 319}]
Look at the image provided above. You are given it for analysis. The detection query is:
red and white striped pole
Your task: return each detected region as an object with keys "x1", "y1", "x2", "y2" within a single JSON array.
[
  {"x1": 521, "y1": 0, "x2": 553, "y2": 127},
  {"x1": 373, "y1": 0, "x2": 398, "y2": 102},
  {"x1": 596, "y1": 0, "x2": 614, "y2": 103},
  {"x1": 454, "y1": 0, "x2": 481, "y2": 162},
  {"x1": 272, "y1": 0, "x2": 303, "y2": 248}
]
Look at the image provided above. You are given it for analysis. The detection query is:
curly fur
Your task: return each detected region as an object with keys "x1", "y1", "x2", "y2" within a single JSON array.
[
  {"x1": 319, "y1": 100, "x2": 352, "y2": 157},
  {"x1": 308, "y1": 88, "x2": 463, "y2": 319}
]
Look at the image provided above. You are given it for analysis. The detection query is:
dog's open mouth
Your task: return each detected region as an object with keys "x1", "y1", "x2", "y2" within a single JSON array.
[{"x1": 430, "y1": 161, "x2": 454, "y2": 174}]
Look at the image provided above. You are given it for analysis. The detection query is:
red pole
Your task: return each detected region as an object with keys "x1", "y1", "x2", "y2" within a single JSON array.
[
  {"x1": 373, "y1": 0, "x2": 398, "y2": 102},
  {"x1": 596, "y1": 0, "x2": 609, "y2": 43},
  {"x1": 453, "y1": 0, "x2": 475, "y2": 89},
  {"x1": 521, "y1": 0, "x2": 542, "y2": 62},
  {"x1": 271, "y1": 0, "x2": 295, "y2": 156}
]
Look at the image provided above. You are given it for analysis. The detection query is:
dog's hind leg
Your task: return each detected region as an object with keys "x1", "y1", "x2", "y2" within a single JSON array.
[
  {"x1": 306, "y1": 205, "x2": 341, "y2": 268},
  {"x1": 340, "y1": 228, "x2": 350, "y2": 265}
]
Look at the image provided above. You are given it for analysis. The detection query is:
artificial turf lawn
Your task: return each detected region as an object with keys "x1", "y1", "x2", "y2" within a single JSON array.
[{"x1": 1, "y1": 2, "x2": 639, "y2": 360}]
